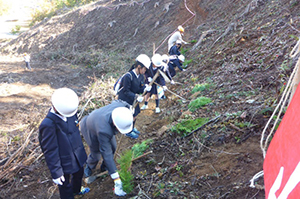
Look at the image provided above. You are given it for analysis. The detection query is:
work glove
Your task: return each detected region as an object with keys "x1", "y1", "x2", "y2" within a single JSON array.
[
  {"x1": 182, "y1": 69, "x2": 186, "y2": 72},
  {"x1": 137, "y1": 95, "x2": 144, "y2": 102},
  {"x1": 53, "y1": 175, "x2": 65, "y2": 185},
  {"x1": 145, "y1": 84, "x2": 152, "y2": 92},
  {"x1": 114, "y1": 179, "x2": 126, "y2": 196},
  {"x1": 147, "y1": 77, "x2": 152, "y2": 82},
  {"x1": 163, "y1": 86, "x2": 168, "y2": 91},
  {"x1": 170, "y1": 80, "x2": 175, "y2": 85}
]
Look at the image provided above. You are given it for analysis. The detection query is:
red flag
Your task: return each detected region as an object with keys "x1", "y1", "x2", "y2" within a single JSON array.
[{"x1": 264, "y1": 85, "x2": 300, "y2": 198}]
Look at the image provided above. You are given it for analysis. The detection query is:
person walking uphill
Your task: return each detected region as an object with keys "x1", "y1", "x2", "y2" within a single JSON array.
[
  {"x1": 80, "y1": 100, "x2": 134, "y2": 197},
  {"x1": 117, "y1": 54, "x2": 152, "y2": 139},
  {"x1": 167, "y1": 25, "x2": 188, "y2": 52},
  {"x1": 141, "y1": 54, "x2": 167, "y2": 114},
  {"x1": 39, "y1": 88, "x2": 89, "y2": 199}
]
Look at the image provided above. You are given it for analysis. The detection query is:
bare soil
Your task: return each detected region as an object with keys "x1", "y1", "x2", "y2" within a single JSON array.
[{"x1": 1, "y1": 0, "x2": 300, "y2": 198}]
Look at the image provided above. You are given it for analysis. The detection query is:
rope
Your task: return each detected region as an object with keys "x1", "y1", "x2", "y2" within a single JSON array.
[
  {"x1": 290, "y1": 39, "x2": 300, "y2": 58},
  {"x1": 249, "y1": 170, "x2": 264, "y2": 188},
  {"x1": 154, "y1": 0, "x2": 196, "y2": 53}
]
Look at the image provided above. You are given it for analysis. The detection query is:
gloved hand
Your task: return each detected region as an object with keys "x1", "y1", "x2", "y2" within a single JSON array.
[
  {"x1": 53, "y1": 175, "x2": 65, "y2": 185},
  {"x1": 163, "y1": 86, "x2": 168, "y2": 91},
  {"x1": 147, "y1": 77, "x2": 152, "y2": 82},
  {"x1": 170, "y1": 80, "x2": 175, "y2": 85},
  {"x1": 145, "y1": 84, "x2": 152, "y2": 92},
  {"x1": 137, "y1": 95, "x2": 144, "y2": 102},
  {"x1": 182, "y1": 69, "x2": 186, "y2": 72},
  {"x1": 114, "y1": 179, "x2": 126, "y2": 196}
]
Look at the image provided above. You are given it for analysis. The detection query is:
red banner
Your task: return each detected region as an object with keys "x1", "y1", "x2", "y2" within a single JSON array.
[{"x1": 264, "y1": 85, "x2": 300, "y2": 198}]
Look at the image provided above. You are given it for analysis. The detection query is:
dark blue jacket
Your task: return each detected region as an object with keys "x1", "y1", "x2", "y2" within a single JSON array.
[
  {"x1": 39, "y1": 111, "x2": 87, "y2": 179},
  {"x1": 169, "y1": 58, "x2": 184, "y2": 71},
  {"x1": 169, "y1": 45, "x2": 181, "y2": 56},
  {"x1": 144, "y1": 63, "x2": 166, "y2": 86},
  {"x1": 118, "y1": 70, "x2": 145, "y2": 105}
]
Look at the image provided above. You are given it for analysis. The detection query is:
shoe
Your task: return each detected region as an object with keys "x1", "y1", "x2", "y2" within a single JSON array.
[
  {"x1": 141, "y1": 104, "x2": 148, "y2": 110},
  {"x1": 155, "y1": 107, "x2": 161, "y2": 113},
  {"x1": 74, "y1": 186, "x2": 90, "y2": 195},
  {"x1": 132, "y1": 128, "x2": 140, "y2": 135},
  {"x1": 84, "y1": 165, "x2": 92, "y2": 177},
  {"x1": 126, "y1": 131, "x2": 139, "y2": 139}
]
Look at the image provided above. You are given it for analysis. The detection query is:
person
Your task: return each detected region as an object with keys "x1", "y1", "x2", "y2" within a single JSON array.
[
  {"x1": 23, "y1": 53, "x2": 31, "y2": 70},
  {"x1": 169, "y1": 40, "x2": 182, "y2": 56},
  {"x1": 161, "y1": 54, "x2": 175, "y2": 85},
  {"x1": 117, "y1": 54, "x2": 152, "y2": 139},
  {"x1": 39, "y1": 88, "x2": 89, "y2": 199},
  {"x1": 169, "y1": 54, "x2": 186, "y2": 76},
  {"x1": 80, "y1": 100, "x2": 134, "y2": 197},
  {"x1": 141, "y1": 54, "x2": 167, "y2": 113},
  {"x1": 167, "y1": 25, "x2": 188, "y2": 52}
]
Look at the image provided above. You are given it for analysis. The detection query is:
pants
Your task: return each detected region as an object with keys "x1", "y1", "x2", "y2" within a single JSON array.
[
  {"x1": 25, "y1": 61, "x2": 31, "y2": 70},
  {"x1": 58, "y1": 167, "x2": 84, "y2": 199},
  {"x1": 86, "y1": 136, "x2": 117, "y2": 169}
]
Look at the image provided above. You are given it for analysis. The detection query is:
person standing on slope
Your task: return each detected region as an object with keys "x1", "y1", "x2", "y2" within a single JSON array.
[
  {"x1": 167, "y1": 25, "x2": 188, "y2": 52},
  {"x1": 80, "y1": 100, "x2": 134, "y2": 197},
  {"x1": 39, "y1": 88, "x2": 89, "y2": 199},
  {"x1": 117, "y1": 54, "x2": 152, "y2": 139},
  {"x1": 141, "y1": 54, "x2": 167, "y2": 114}
]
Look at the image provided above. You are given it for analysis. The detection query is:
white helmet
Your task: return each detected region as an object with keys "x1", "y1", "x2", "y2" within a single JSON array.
[
  {"x1": 51, "y1": 88, "x2": 79, "y2": 117},
  {"x1": 151, "y1": 53, "x2": 162, "y2": 67},
  {"x1": 112, "y1": 107, "x2": 133, "y2": 134},
  {"x1": 178, "y1": 25, "x2": 184, "y2": 32},
  {"x1": 136, "y1": 54, "x2": 151, "y2": 69},
  {"x1": 176, "y1": 40, "x2": 182, "y2": 45},
  {"x1": 178, "y1": 55, "x2": 185, "y2": 62},
  {"x1": 161, "y1": 54, "x2": 169, "y2": 63}
]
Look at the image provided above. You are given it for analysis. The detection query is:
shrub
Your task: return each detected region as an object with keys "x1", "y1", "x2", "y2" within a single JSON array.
[
  {"x1": 117, "y1": 150, "x2": 134, "y2": 193},
  {"x1": 188, "y1": 97, "x2": 212, "y2": 112},
  {"x1": 191, "y1": 83, "x2": 211, "y2": 94},
  {"x1": 132, "y1": 139, "x2": 153, "y2": 158},
  {"x1": 171, "y1": 118, "x2": 209, "y2": 137}
]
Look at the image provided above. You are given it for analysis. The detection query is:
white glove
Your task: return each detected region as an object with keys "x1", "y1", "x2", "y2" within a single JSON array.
[
  {"x1": 147, "y1": 77, "x2": 152, "y2": 82},
  {"x1": 137, "y1": 95, "x2": 144, "y2": 102},
  {"x1": 182, "y1": 69, "x2": 186, "y2": 72},
  {"x1": 53, "y1": 175, "x2": 65, "y2": 185},
  {"x1": 114, "y1": 179, "x2": 126, "y2": 196},
  {"x1": 170, "y1": 80, "x2": 175, "y2": 85},
  {"x1": 163, "y1": 86, "x2": 168, "y2": 91},
  {"x1": 145, "y1": 84, "x2": 152, "y2": 92}
]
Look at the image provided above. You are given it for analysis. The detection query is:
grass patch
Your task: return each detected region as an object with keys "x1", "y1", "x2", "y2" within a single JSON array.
[
  {"x1": 188, "y1": 97, "x2": 212, "y2": 112},
  {"x1": 171, "y1": 117, "x2": 209, "y2": 137},
  {"x1": 191, "y1": 83, "x2": 212, "y2": 94},
  {"x1": 132, "y1": 139, "x2": 153, "y2": 158}
]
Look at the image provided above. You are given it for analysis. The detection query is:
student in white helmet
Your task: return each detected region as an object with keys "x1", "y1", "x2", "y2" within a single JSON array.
[
  {"x1": 141, "y1": 54, "x2": 167, "y2": 114},
  {"x1": 117, "y1": 54, "x2": 152, "y2": 139},
  {"x1": 80, "y1": 100, "x2": 134, "y2": 197},
  {"x1": 167, "y1": 25, "x2": 188, "y2": 52},
  {"x1": 39, "y1": 88, "x2": 89, "y2": 198}
]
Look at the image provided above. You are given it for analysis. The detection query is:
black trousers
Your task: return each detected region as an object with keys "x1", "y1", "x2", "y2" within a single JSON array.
[{"x1": 58, "y1": 167, "x2": 84, "y2": 199}]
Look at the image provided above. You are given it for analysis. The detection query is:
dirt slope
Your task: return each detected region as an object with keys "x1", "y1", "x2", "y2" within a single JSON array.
[{"x1": 1, "y1": 0, "x2": 300, "y2": 198}]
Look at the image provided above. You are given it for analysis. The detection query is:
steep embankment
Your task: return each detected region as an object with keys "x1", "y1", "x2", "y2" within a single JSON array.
[{"x1": 1, "y1": 0, "x2": 300, "y2": 198}]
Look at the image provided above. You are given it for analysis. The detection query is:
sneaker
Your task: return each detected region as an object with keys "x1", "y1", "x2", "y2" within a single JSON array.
[
  {"x1": 84, "y1": 165, "x2": 92, "y2": 177},
  {"x1": 126, "y1": 131, "x2": 139, "y2": 139},
  {"x1": 132, "y1": 128, "x2": 140, "y2": 135},
  {"x1": 74, "y1": 186, "x2": 90, "y2": 195},
  {"x1": 141, "y1": 104, "x2": 148, "y2": 110},
  {"x1": 155, "y1": 107, "x2": 161, "y2": 113}
]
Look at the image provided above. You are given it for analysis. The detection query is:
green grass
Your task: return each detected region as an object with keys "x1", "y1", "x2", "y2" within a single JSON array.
[
  {"x1": 188, "y1": 97, "x2": 212, "y2": 112},
  {"x1": 131, "y1": 139, "x2": 153, "y2": 158},
  {"x1": 191, "y1": 83, "x2": 212, "y2": 94}
]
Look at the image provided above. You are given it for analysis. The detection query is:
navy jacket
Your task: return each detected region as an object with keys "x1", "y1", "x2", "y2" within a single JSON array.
[
  {"x1": 169, "y1": 58, "x2": 184, "y2": 71},
  {"x1": 118, "y1": 70, "x2": 145, "y2": 105},
  {"x1": 80, "y1": 100, "x2": 131, "y2": 175},
  {"x1": 144, "y1": 63, "x2": 166, "y2": 86},
  {"x1": 39, "y1": 111, "x2": 87, "y2": 179},
  {"x1": 169, "y1": 45, "x2": 181, "y2": 56}
]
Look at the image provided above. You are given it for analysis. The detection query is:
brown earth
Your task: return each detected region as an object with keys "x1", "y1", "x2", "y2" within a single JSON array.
[{"x1": 1, "y1": 0, "x2": 300, "y2": 198}]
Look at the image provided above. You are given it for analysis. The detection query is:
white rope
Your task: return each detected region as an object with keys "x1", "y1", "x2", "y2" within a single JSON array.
[
  {"x1": 290, "y1": 39, "x2": 300, "y2": 58},
  {"x1": 249, "y1": 170, "x2": 264, "y2": 188}
]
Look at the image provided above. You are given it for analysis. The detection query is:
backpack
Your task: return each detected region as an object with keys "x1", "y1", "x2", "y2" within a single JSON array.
[{"x1": 113, "y1": 72, "x2": 133, "y2": 95}]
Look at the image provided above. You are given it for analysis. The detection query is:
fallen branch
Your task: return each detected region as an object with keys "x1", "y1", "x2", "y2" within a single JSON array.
[{"x1": 191, "y1": 29, "x2": 215, "y2": 51}]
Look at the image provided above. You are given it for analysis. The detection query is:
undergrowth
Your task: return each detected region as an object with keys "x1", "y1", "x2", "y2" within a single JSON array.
[
  {"x1": 188, "y1": 97, "x2": 212, "y2": 112},
  {"x1": 171, "y1": 118, "x2": 209, "y2": 137}
]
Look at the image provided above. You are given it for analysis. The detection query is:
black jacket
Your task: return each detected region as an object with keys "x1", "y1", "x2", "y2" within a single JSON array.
[{"x1": 39, "y1": 111, "x2": 87, "y2": 179}]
